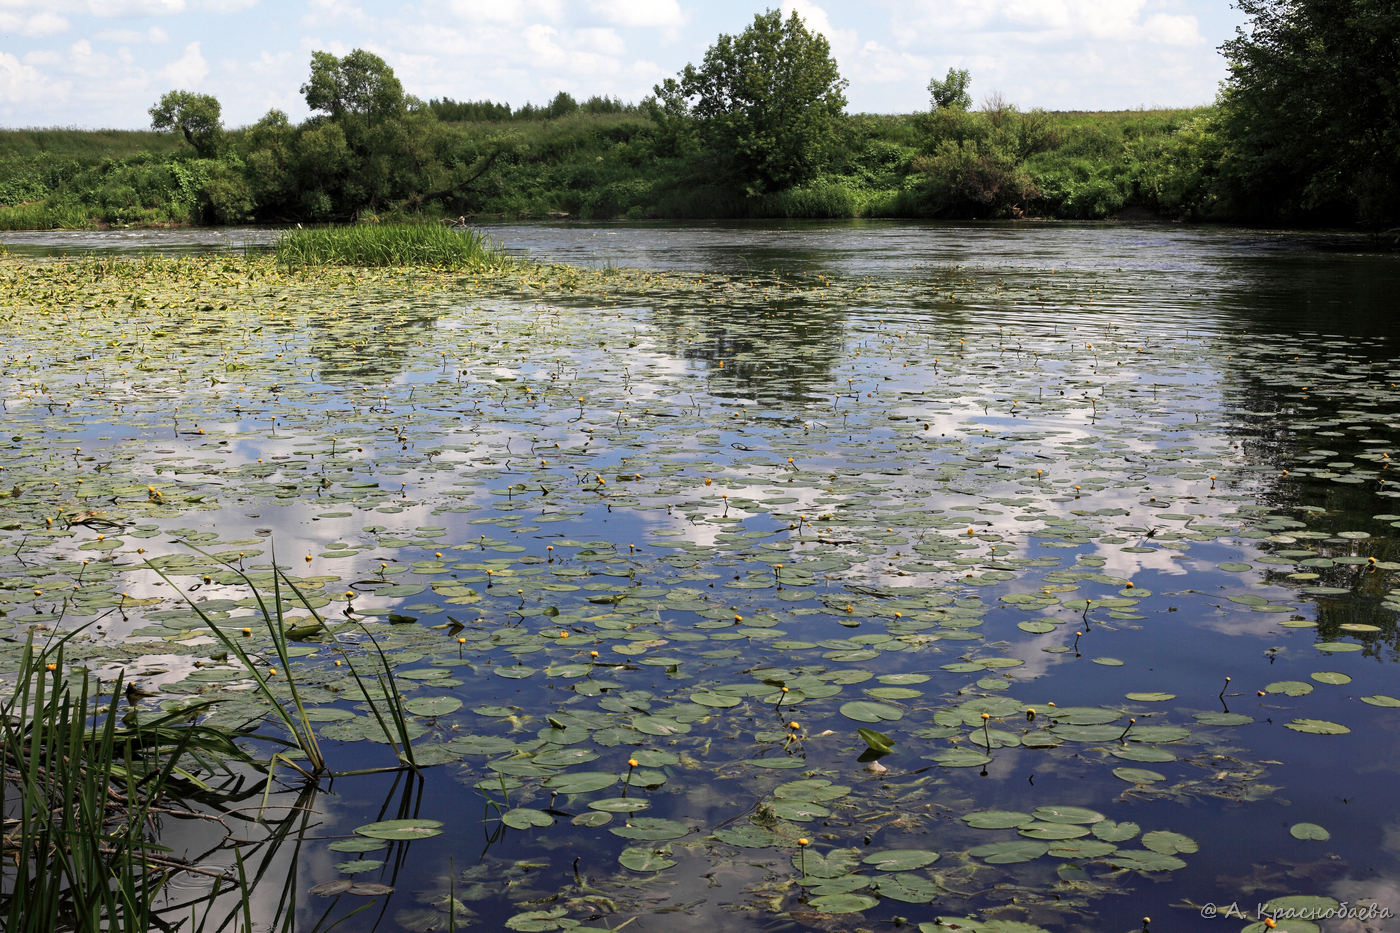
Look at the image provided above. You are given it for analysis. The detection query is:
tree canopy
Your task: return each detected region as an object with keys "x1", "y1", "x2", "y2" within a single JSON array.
[
  {"x1": 928, "y1": 68, "x2": 972, "y2": 111},
  {"x1": 301, "y1": 49, "x2": 406, "y2": 122},
  {"x1": 657, "y1": 8, "x2": 847, "y2": 195},
  {"x1": 149, "y1": 90, "x2": 224, "y2": 158},
  {"x1": 1219, "y1": 0, "x2": 1400, "y2": 224}
]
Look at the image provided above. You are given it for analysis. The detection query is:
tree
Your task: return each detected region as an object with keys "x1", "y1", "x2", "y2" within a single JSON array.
[
  {"x1": 149, "y1": 90, "x2": 224, "y2": 158},
  {"x1": 545, "y1": 91, "x2": 580, "y2": 119},
  {"x1": 928, "y1": 67, "x2": 972, "y2": 111},
  {"x1": 301, "y1": 49, "x2": 406, "y2": 121},
  {"x1": 657, "y1": 8, "x2": 848, "y2": 194},
  {"x1": 1219, "y1": 0, "x2": 1400, "y2": 224}
]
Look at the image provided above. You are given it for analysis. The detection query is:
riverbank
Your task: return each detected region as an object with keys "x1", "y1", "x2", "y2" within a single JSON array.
[{"x1": 0, "y1": 107, "x2": 1227, "y2": 230}]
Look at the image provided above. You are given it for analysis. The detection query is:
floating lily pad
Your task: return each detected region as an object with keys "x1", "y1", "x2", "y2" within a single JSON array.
[
  {"x1": 1284, "y1": 719, "x2": 1350, "y2": 735},
  {"x1": 1289, "y1": 822, "x2": 1330, "y2": 841},
  {"x1": 354, "y1": 819, "x2": 443, "y2": 840},
  {"x1": 618, "y1": 846, "x2": 675, "y2": 871},
  {"x1": 403, "y1": 696, "x2": 463, "y2": 716},
  {"x1": 809, "y1": 893, "x2": 878, "y2": 914},
  {"x1": 969, "y1": 839, "x2": 1050, "y2": 864},
  {"x1": 839, "y1": 700, "x2": 904, "y2": 723},
  {"x1": 610, "y1": 818, "x2": 689, "y2": 841},
  {"x1": 1033, "y1": 806, "x2": 1104, "y2": 825},
  {"x1": 501, "y1": 808, "x2": 553, "y2": 830},
  {"x1": 862, "y1": 849, "x2": 940, "y2": 871},
  {"x1": 1092, "y1": 820, "x2": 1140, "y2": 842},
  {"x1": 1141, "y1": 830, "x2": 1198, "y2": 855},
  {"x1": 962, "y1": 810, "x2": 1034, "y2": 830},
  {"x1": 1362, "y1": 694, "x2": 1400, "y2": 707}
]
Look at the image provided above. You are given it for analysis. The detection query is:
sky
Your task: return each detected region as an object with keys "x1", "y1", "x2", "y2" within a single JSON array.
[{"x1": 0, "y1": 0, "x2": 1248, "y2": 129}]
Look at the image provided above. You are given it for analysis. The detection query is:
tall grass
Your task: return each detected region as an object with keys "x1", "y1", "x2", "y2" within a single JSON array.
[
  {"x1": 274, "y1": 222, "x2": 508, "y2": 269},
  {"x1": 156, "y1": 549, "x2": 421, "y2": 774},
  {"x1": 1, "y1": 630, "x2": 253, "y2": 932},
  {"x1": 0, "y1": 128, "x2": 184, "y2": 163},
  {"x1": 0, "y1": 199, "x2": 92, "y2": 230}
]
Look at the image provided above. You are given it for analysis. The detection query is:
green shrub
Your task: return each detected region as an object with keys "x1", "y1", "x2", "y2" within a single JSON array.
[
  {"x1": 199, "y1": 160, "x2": 255, "y2": 223},
  {"x1": 908, "y1": 140, "x2": 1038, "y2": 218}
]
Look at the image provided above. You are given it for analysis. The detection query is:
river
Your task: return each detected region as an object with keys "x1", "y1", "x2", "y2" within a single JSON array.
[{"x1": 2, "y1": 220, "x2": 1398, "y2": 932}]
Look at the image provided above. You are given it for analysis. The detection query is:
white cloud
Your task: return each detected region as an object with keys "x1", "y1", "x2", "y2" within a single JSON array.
[
  {"x1": 85, "y1": 0, "x2": 186, "y2": 15},
  {"x1": 0, "y1": 50, "x2": 53, "y2": 104},
  {"x1": 844, "y1": 40, "x2": 931, "y2": 88},
  {"x1": 95, "y1": 25, "x2": 169, "y2": 43},
  {"x1": 439, "y1": 0, "x2": 561, "y2": 26},
  {"x1": 159, "y1": 40, "x2": 208, "y2": 86},
  {"x1": 302, "y1": 0, "x2": 371, "y2": 28},
  {"x1": 574, "y1": 27, "x2": 625, "y2": 57},
  {"x1": 1143, "y1": 12, "x2": 1203, "y2": 45},
  {"x1": 781, "y1": 0, "x2": 841, "y2": 44},
  {"x1": 0, "y1": 10, "x2": 69, "y2": 36},
  {"x1": 588, "y1": 0, "x2": 683, "y2": 29}
]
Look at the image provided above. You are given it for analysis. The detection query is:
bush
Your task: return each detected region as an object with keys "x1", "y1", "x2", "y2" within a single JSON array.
[
  {"x1": 199, "y1": 160, "x2": 255, "y2": 223},
  {"x1": 909, "y1": 140, "x2": 1038, "y2": 218}
]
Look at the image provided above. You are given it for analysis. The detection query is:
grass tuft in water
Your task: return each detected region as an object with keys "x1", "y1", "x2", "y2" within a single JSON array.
[
  {"x1": 1, "y1": 629, "x2": 255, "y2": 933},
  {"x1": 154, "y1": 547, "x2": 420, "y2": 775},
  {"x1": 273, "y1": 222, "x2": 508, "y2": 269}
]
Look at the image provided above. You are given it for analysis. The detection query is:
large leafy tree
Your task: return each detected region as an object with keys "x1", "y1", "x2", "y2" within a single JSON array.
[
  {"x1": 657, "y1": 8, "x2": 847, "y2": 194},
  {"x1": 1220, "y1": 0, "x2": 1400, "y2": 224},
  {"x1": 293, "y1": 49, "x2": 426, "y2": 216},
  {"x1": 301, "y1": 49, "x2": 406, "y2": 121},
  {"x1": 149, "y1": 90, "x2": 224, "y2": 158}
]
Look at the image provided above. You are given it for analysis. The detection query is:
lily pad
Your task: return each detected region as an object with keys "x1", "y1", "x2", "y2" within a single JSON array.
[
  {"x1": 1284, "y1": 718, "x2": 1350, "y2": 735},
  {"x1": 354, "y1": 819, "x2": 443, "y2": 840}
]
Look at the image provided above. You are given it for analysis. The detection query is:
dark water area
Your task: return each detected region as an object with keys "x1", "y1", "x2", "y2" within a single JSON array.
[{"x1": 3, "y1": 220, "x2": 1400, "y2": 933}]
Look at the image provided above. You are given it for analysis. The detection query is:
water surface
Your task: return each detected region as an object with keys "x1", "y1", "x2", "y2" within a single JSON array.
[{"x1": 2, "y1": 221, "x2": 1398, "y2": 933}]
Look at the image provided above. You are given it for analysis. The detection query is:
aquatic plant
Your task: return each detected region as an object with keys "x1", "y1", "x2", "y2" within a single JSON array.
[
  {"x1": 1, "y1": 249, "x2": 1397, "y2": 930},
  {"x1": 273, "y1": 222, "x2": 507, "y2": 268},
  {"x1": 0, "y1": 630, "x2": 255, "y2": 933},
  {"x1": 155, "y1": 550, "x2": 420, "y2": 775}
]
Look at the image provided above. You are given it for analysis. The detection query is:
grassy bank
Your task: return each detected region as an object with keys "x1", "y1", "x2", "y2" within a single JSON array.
[{"x1": 0, "y1": 106, "x2": 1221, "y2": 229}]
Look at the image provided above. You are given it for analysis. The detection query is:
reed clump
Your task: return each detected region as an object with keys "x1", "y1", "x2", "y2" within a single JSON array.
[
  {"x1": 1, "y1": 631, "x2": 254, "y2": 933},
  {"x1": 273, "y1": 222, "x2": 508, "y2": 269}
]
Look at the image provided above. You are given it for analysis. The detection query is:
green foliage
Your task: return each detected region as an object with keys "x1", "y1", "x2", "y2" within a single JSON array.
[
  {"x1": 16, "y1": 27, "x2": 1366, "y2": 228},
  {"x1": 1, "y1": 631, "x2": 254, "y2": 932},
  {"x1": 0, "y1": 199, "x2": 91, "y2": 230},
  {"x1": 199, "y1": 158, "x2": 255, "y2": 224},
  {"x1": 1125, "y1": 113, "x2": 1227, "y2": 219},
  {"x1": 149, "y1": 90, "x2": 224, "y2": 158},
  {"x1": 273, "y1": 222, "x2": 507, "y2": 268},
  {"x1": 1028, "y1": 154, "x2": 1126, "y2": 219},
  {"x1": 1219, "y1": 0, "x2": 1400, "y2": 224},
  {"x1": 753, "y1": 181, "x2": 863, "y2": 218},
  {"x1": 662, "y1": 8, "x2": 848, "y2": 194},
  {"x1": 907, "y1": 139, "x2": 1039, "y2": 218},
  {"x1": 427, "y1": 97, "x2": 513, "y2": 121},
  {"x1": 928, "y1": 67, "x2": 972, "y2": 111},
  {"x1": 301, "y1": 49, "x2": 406, "y2": 121},
  {"x1": 545, "y1": 91, "x2": 580, "y2": 119}
]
